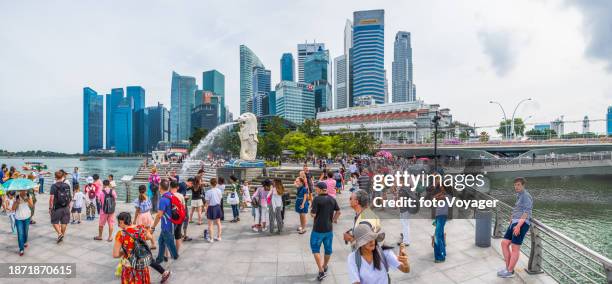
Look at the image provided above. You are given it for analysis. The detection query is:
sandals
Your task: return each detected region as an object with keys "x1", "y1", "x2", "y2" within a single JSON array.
[{"x1": 93, "y1": 236, "x2": 103, "y2": 241}]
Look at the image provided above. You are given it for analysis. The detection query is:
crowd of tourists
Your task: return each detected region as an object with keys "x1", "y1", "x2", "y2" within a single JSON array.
[{"x1": 0, "y1": 157, "x2": 532, "y2": 283}]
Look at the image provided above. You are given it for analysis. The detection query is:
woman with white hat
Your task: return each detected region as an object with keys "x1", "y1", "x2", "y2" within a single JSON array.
[{"x1": 347, "y1": 223, "x2": 410, "y2": 284}]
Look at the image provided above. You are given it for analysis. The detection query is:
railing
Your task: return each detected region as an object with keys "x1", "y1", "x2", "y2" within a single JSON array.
[
  {"x1": 381, "y1": 137, "x2": 612, "y2": 148},
  {"x1": 466, "y1": 188, "x2": 612, "y2": 283},
  {"x1": 428, "y1": 151, "x2": 612, "y2": 169}
]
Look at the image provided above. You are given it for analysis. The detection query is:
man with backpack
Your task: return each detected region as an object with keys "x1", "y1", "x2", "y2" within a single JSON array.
[
  {"x1": 94, "y1": 180, "x2": 116, "y2": 241},
  {"x1": 49, "y1": 171, "x2": 72, "y2": 243},
  {"x1": 152, "y1": 179, "x2": 181, "y2": 263}
]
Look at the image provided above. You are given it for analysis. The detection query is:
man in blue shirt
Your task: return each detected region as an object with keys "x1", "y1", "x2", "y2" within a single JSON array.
[
  {"x1": 498, "y1": 177, "x2": 533, "y2": 278},
  {"x1": 152, "y1": 179, "x2": 179, "y2": 264}
]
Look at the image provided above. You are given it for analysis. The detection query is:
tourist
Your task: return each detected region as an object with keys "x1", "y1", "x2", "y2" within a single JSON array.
[
  {"x1": 134, "y1": 185, "x2": 156, "y2": 249},
  {"x1": 94, "y1": 180, "x2": 116, "y2": 242},
  {"x1": 431, "y1": 183, "x2": 448, "y2": 263},
  {"x1": 397, "y1": 184, "x2": 414, "y2": 247},
  {"x1": 227, "y1": 175, "x2": 240, "y2": 222},
  {"x1": 13, "y1": 190, "x2": 33, "y2": 256},
  {"x1": 169, "y1": 180, "x2": 186, "y2": 251},
  {"x1": 349, "y1": 161, "x2": 358, "y2": 176},
  {"x1": 218, "y1": 177, "x2": 226, "y2": 221},
  {"x1": 204, "y1": 177, "x2": 223, "y2": 242},
  {"x1": 268, "y1": 178, "x2": 284, "y2": 234},
  {"x1": 26, "y1": 173, "x2": 38, "y2": 224},
  {"x1": 344, "y1": 190, "x2": 381, "y2": 248},
  {"x1": 303, "y1": 165, "x2": 314, "y2": 199},
  {"x1": 108, "y1": 174, "x2": 116, "y2": 189},
  {"x1": 152, "y1": 179, "x2": 179, "y2": 263},
  {"x1": 310, "y1": 182, "x2": 341, "y2": 281},
  {"x1": 71, "y1": 167, "x2": 80, "y2": 187},
  {"x1": 5, "y1": 191, "x2": 16, "y2": 234},
  {"x1": 347, "y1": 224, "x2": 410, "y2": 283},
  {"x1": 70, "y1": 184, "x2": 86, "y2": 224},
  {"x1": 349, "y1": 173, "x2": 360, "y2": 192},
  {"x1": 358, "y1": 168, "x2": 372, "y2": 195},
  {"x1": 498, "y1": 177, "x2": 533, "y2": 278},
  {"x1": 149, "y1": 168, "x2": 161, "y2": 213},
  {"x1": 92, "y1": 174, "x2": 102, "y2": 214},
  {"x1": 84, "y1": 177, "x2": 97, "y2": 220},
  {"x1": 252, "y1": 179, "x2": 271, "y2": 232},
  {"x1": 49, "y1": 171, "x2": 71, "y2": 243},
  {"x1": 294, "y1": 177, "x2": 309, "y2": 234},
  {"x1": 177, "y1": 178, "x2": 192, "y2": 241},
  {"x1": 113, "y1": 212, "x2": 172, "y2": 284},
  {"x1": 333, "y1": 169, "x2": 344, "y2": 195},
  {"x1": 323, "y1": 171, "x2": 337, "y2": 199},
  {"x1": 240, "y1": 180, "x2": 251, "y2": 212},
  {"x1": 189, "y1": 175, "x2": 204, "y2": 225},
  {"x1": 37, "y1": 168, "x2": 46, "y2": 194}
]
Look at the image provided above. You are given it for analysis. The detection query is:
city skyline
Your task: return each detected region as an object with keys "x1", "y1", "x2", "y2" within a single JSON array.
[{"x1": 1, "y1": 0, "x2": 612, "y2": 152}]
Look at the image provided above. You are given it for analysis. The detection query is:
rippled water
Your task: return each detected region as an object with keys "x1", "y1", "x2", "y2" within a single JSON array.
[{"x1": 489, "y1": 175, "x2": 612, "y2": 259}]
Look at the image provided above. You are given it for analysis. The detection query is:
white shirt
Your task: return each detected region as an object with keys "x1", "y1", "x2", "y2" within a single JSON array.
[
  {"x1": 15, "y1": 197, "x2": 32, "y2": 220},
  {"x1": 205, "y1": 187, "x2": 223, "y2": 206},
  {"x1": 72, "y1": 192, "x2": 85, "y2": 208},
  {"x1": 268, "y1": 187, "x2": 283, "y2": 208},
  {"x1": 347, "y1": 249, "x2": 401, "y2": 284},
  {"x1": 349, "y1": 164, "x2": 358, "y2": 174},
  {"x1": 241, "y1": 185, "x2": 251, "y2": 202}
]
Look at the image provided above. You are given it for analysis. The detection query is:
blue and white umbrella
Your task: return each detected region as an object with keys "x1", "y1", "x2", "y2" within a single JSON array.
[{"x1": 0, "y1": 178, "x2": 37, "y2": 191}]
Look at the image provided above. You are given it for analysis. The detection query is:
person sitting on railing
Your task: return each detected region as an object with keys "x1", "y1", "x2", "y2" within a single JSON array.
[{"x1": 498, "y1": 177, "x2": 533, "y2": 278}]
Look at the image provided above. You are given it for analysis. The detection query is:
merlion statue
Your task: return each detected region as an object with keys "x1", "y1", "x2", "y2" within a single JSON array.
[{"x1": 237, "y1": 112, "x2": 258, "y2": 161}]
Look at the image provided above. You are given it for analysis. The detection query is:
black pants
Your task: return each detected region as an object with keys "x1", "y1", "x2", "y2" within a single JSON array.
[{"x1": 150, "y1": 262, "x2": 165, "y2": 274}]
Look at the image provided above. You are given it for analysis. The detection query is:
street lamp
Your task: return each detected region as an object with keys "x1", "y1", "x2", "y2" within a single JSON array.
[
  {"x1": 510, "y1": 98, "x2": 532, "y2": 139},
  {"x1": 432, "y1": 111, "x2": 441, "y2": 170},
  {"x1": 489, "y1": 101, "x2": 509, "y2": 139}
]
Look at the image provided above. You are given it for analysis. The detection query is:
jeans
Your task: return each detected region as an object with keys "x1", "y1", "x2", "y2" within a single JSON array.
[
  {"x1": 8, "y1": 213, "x2": 16, "y2": 233},
  {"x1": 231, "y1": 205, "x2": 239, "y2": 219},
  {"x1": 15, "y1": 218, "x2": 30, "y2": 251},
  {"x1": 156, "y1": 230, "x2": 178, "y2": 263},
  {"x1": 268, "y1": 205, "x2": 283, "y2": 233},
  {"x1": 400, "y1": 211, "x2": 411, "y2": 244},
  {"x1": 434, "y1": 215, "x2": 447, "y2": 261},
  {"x1": 150, "y1": 185, "x2": 159, "y2": 213},
  {"x1": 38, "y1": 178, "x2": 44, "y2": 193}
]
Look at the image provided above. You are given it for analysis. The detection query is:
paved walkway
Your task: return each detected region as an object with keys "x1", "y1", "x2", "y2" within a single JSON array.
[{"x1": 0, "y1": 192, "x2": 554, "y2": 283}]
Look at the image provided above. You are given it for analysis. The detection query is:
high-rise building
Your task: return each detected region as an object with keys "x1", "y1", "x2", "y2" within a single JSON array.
[
  {"x1": 191, "y1": 98, "x2": 219, "y2": 133},
  {"x1": 202, "y1": 70, "x2": 226, "y2": 123},
  {"x1": 147, "y1": 103, "x2": 170, "y2": 152},
  {"x1": 83, "y1": 87, "x2": 104, "y2": 154},
  {"x1": 170, "y1": 71, "x2": 197, "y2": 141},
  {"x1": 240, "y1": 45, "x2": 264, "y2": 114},
  {"x1": 384, "y1": 70, "x2": 389, "y2": 104},
  {"x1": 582, "y1": 115, "x2": 590, "y2": 134},
  {"x1": 334, "y1": 20, "x2": 353, "y2": 110},
  {"x1": 352, "y1": 9, "x2": 385, "y2": 105},
  {"x1": 126, "y1": 86, "x2": 145, "y2": 111},
  {"x1": 126, "y1": 86, "x2": 148, "y2": 153},
  {"x1": 252, "y1": 66, "x2": 271, "y2": 116},
  {"x1": 105, "y1": 88, "x2": 124, "y2": 149},
  {"x1": 304, "y1": 48, "x2": 332, "y2": 112},
  {"x1": 113, "y1": 97, "x2": 133, "y2": 154},
  {"x1": 275, "y1": 81, "x2": 315, "y2": 124},
  {"x1": 607, "y1": 107, "x2": 612, "y2": 135},
  {"x1": 392, "y1": 31, "x2": 415, "y2": 102},
  {"x1": 297, "y1": 42, "x2": 325, "y2": 83},
  {"x1": 280, "y1": 53, "x2": 295, "y2": 82}
]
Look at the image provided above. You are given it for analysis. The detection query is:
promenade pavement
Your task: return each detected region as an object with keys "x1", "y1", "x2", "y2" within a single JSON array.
[{"x1": 0, "y1": 191, "x2": 554, "y2": 284}]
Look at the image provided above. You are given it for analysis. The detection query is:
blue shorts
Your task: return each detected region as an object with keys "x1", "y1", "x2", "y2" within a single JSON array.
[
  {"x1": 503, "y1": 222, "x2": 530, "y2": 245},
  {"x1": 310, "y1": 231, "x2": 333, "y2": 255}
]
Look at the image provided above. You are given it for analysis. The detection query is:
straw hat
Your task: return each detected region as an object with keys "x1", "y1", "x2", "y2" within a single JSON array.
[{"x1": 353, "y1": 223, "x2": 385, "y2": 249}]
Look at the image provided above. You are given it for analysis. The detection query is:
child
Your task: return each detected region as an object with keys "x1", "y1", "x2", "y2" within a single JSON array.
[
  {"x1": 71, "y1": 184, "x2": 85, "y2": 224},
  {"x1": 133, "y1": 184, "x2": 156, "y2": 249},
  {"x1": 227, "y1": 184, "x2": 240, "y2": 223},
  {"x1": 84, "y1": 177, "x2": 97, "y2": 220},
  {"x1": 5, "y1": 191, "x2": 16, "y2": 234},
  {"x1": 240, "y1": 181, "x2": 251, "y2": 212}
]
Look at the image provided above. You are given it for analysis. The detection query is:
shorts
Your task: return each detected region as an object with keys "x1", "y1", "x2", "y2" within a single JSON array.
[
  {"x1": 503, "y1": 222, "x2": 530, "y2": 245},
  {"x1": 51, "y1": 207, "x2": 70, "y2": 224},
  {"x1": 71, "y1": 207, "x2": 82, "y2": 213},
  {"x1": 206, "y1": 205, "x2": 222, "y2": 220},
  {"x1": 294, "y1": 199, "x2": 309, "y2": 214},
  {"x1": 191, "y1": 199, "x2": 203, "y2": 208},
  {"x1": 99, "y1": 213, "x2": 115, "y2": 227},
  {"x1": 335, "y1": 180, "x2": 342, "y2": 188},
  {"x1": 310, "y1": 231, "x2": 333, "y2": 255},
  {"x1": 174, "y1": 222, "x2": 183, "y2": 239}
]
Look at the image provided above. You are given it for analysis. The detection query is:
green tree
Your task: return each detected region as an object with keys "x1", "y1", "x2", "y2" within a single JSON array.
[
  {"x1": 212, "y1": 128, "x2": 240, "y2": 157},
  {"x1": 311, "y1": 135, "x2": 333, "y2": 158},
  {"x1": 188, "y1": 128, "x2": 209, "y2": 152},
  {"x1": 496, "y1": 118, "x2": 525, "y2": 138},
  {"x1": 281, "y1": 131, "x2": 309, "y2": 160},
  {"x1": 258, "y1": 116, "x2": 290, "y2": 161},
  {"x1": 479, "y1": 131, "x2": 490, "y2": 142},
  {"x1": 353, "y1": 127, "x2": 379, "y2": 155},
  {"x1": 525, "y1": 128, "x2": 557, "y2": 140},
  {"x1": 297, "y1": 119, "x2": 321, "y2": 138}
]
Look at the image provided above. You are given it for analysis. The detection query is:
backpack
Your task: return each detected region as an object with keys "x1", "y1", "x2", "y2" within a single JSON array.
[
  {"x1": 251, "y1": 190, "x2": 260, "y2": 208},
  {"x1": 163, "y1": 193, "x2": 186, "y2": 225},
  {"x1": 355, "y1": 245, "x2": 391, "y2": 283},
  {"x1": 86, "y1": 185, "x2": 96, "y2": 199},
  {"x1": 103, "y1": 189, "x2": 116, "y2": 214},
  {"x1": 53, "y1": 182, "x2": 70, "y2": 209},
  {"x1": 122, "y1": 228, "x2": 153, "y2": 270}
]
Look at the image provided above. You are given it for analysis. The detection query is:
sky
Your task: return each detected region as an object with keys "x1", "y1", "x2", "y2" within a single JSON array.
[{"x1": 0, "y1": 0, "x2": 611, "y2": 153}]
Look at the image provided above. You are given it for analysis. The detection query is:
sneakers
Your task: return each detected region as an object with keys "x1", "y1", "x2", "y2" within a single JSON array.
[
  {"x1": 317, "y1": 271, "x2": 327, "y2": 281},
  {"x1": 161, "y1": 270, "x2": 172, "y2": 283},
  {"x1": 497, "y1": 268, "x2": 507, "y2": 276},
  {"x1": 214, "y1": 237, "x2": 222, "y2": 241},
  {"x1": 57, "y1": 234, "x2": 64, "y2": 244},
  {"x1": 206, "y1": 238, "x2": 214, "y2": 243},
  {"x1": 498, "y1": 270, "x2": 515, "y2": 278}
]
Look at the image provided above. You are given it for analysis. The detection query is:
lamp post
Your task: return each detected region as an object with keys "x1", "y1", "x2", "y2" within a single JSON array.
[
  {"x1": 432, "y1": 111, "x2": 441, "y2": 170},
  {"x1": 510, "y1": 98, "x2": 532, "y2": 139},
  {"x1": 489, "y1": 101, "x2": 509, "y2": 139}
]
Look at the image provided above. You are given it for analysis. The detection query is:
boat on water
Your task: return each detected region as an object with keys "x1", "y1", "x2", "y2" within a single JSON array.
[
  {"x1": 22, "y1": 161, "x2": 48, "y2": 171},
  {"x1": 80, "y1": 157, "x2": 102, "y2": 161}
]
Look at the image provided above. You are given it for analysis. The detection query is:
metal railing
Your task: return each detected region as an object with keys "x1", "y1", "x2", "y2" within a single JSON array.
[{"x1": 466, "y1": 188, "x2": 612, "y2": 283}]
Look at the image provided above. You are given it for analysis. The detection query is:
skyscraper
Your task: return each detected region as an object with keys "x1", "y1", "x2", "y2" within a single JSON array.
[
  {"x1": 607, "y1": 107, "x2": 612, "y2": 135},
  {"x1": 202, "y1": 70, "x2": 226, "y2": 124},
  {"x1": 105, "y1": 88, "x2": 124, "y2": 149},
  {"x1": 147, "y1": 103, "x2": 170, "y2": 152},
  {"x1": 297, "y1": 42, "x2": 325, "y2": 83},
  {"x1": 275, "y1": 81, "x2": 315, "y2": 124},
  {"x1": 83, "y1": 87, "x2": 104, "y2": 154},
  {"x1": 352, "y1": 9, "x2": 385, "y2": 105},
  {"x1": 240, "y1": 45, "x2": 264, "y2": 114},
  {"x1": 170, "y1": 71, "x2": 197, "y2": 141},
  {"x1": 127, "y1": 86, "x2": 147, "y2": 153},
  {"x1": 392, "y1": 31, "x2": 415, "y2": 102},
  {"x1": 304, "y1": 48, "x2": 332, "y2": 112},
  {"x1": 113, "y1": 97, "x2": 133, "y2": 153},
  {"x1": 280, "y1": 53, "x2": 295, "y2": 82},
  {"x1": 334, "y1": 20, "x2": 353, "y2": 110},
  {"x1": 127, "y1": 86, "x2": 145, "y2": 111},
  {"x1": 252, "y1": 66, "x2": 271, "y2": 116}
]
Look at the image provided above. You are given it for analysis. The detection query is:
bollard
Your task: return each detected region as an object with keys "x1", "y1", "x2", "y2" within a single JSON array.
[
  {"x1": 475, "y1": 209, "x2": 492, "y2": 247},
  {"x1": 526, "y1": 226, "x2": 544, "y2": 274}
]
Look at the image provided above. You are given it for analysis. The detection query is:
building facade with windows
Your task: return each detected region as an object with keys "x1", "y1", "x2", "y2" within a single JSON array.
[
  {"x1": 83, "y1": 87, "x2": 104, "y2": 153},
  {"x1": 105, "y1": 88, "x2": 124, "y2": 149},
  {"x1": 240, "y1": 45, "x2": 264, "y2": 114},
  {"x1": 280, "y1": 53, "x2": 295, "y2": 82},
  {"x1": 170, "y1": 71, "x2": 197, "y2": 141},
  {"x1": 202, "y1": 70, "x2": 226, "y2": 123},
  {"x1": 147, "y1": 103, "x2": 170, "y2": 153},
  {"x1": 392, "y1": 31, "x2": 416, "y2": 103},
  {"x1": 297, "y1": 42, "x2": 325, "y2": 83},
  {"x1": 113, "y1": 97, "x2": 134, "y2": 153},
  {"x1": 275, "y1": 81, "x2": 315, "y2": 125},
  {"x1": 352, "y1": 10, "x2": 385, "y2": 106}
]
